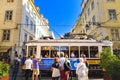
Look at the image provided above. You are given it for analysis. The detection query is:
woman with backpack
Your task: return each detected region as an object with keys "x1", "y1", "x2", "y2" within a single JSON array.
[{"x1": 59, "y1": 52, "x2": 70, "y2": 80}]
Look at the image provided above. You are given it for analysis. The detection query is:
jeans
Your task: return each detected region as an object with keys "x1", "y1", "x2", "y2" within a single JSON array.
[
  {"x1": 25, "y1": 69, "x2": 31, "y2": 80},
  {"x1": 11, "y1": 68, "x2": 18, "y2": 80}
]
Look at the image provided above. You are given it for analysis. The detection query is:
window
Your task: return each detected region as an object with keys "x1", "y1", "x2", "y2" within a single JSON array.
[
  {"x1": 82, "y1": 18, "x2": 84, "y2": 24},
  {"x1": 111, "y1": 28, "x2": 120, "y2": 41},
  {"x1": 88, "y1": 8, "x2": 90, "y2": 16},
  {"x1": 25, "y1": 16, "x2": 29, "y2": 26},
  {"x1": 108, "y1": 9, "x2": 117, "y2": 20},
  {"x1": 5, "y1": 10, "x2": 13, "y2": 20},
  {"x1": 86, "y1": 24, "x2": 90, "y2": 31},
  {"x1": 2, "y1": 30, "x2": 10, "y2": 41},
  {"x1": 34, "y1": 25, "x2": 36, "y2": 33},
  {"x1": 70, "y1": 46, "x2": 79, "y2": 58},
  {"x1": 7, "y1": 0, "x2": 14, "y2": 2},
  {"x1": 30, "y1": 21, "x2": 33, "y2": 30},
  {"x1": 92, "y1": 15, "x2": 96, "y2": 25},
  {"x1": 80, "y1": 46, "x2": 89, "y2": 58},
  {"x1": 91, "y1": 1, "x2": 94, "y2": 10},
  {"x1": 24, "y1": 33, "x2": 27, "y2": 42},
  {"x1": 90, "y1": 46, "x2": 99, "y2": 58},
  {"x1": 85, "y1": 13, "x2": 87, "y2": 20},
  {"x1": 107, "y1": 0, "x2": 115, "y2": 2},
  {"x1": 27, "y1": 2, "x2": 29, "y2": 10}
]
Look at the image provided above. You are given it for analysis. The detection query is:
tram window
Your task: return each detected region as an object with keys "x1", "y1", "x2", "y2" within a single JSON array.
[
  {"x1": 28, "y1": 46, "x2": 37, "y2": 56},
  {"x1": 60, "y1": 46, "x2": 69, "y2": 58},
  {"x1": 70, "y1": 46, "x2": 79, "y2": 58},
  {"x1": 41, "y1": 46, "x2": 50, "y2": 58},
  {"x1": 51, "y1": 46, "x2": 59, "y2": 58},
  {"x1": 90, "y1": 46, "x2": 99, "y2": 58},
  {"x1": 80, "y1": 46, "x2": 89, "y2": 58}
]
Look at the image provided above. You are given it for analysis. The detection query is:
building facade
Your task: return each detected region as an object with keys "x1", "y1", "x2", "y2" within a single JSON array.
[
  {"x1": 71, "y1": 0, "x2": 120, "y2": 51},
  {"x1": 0, "y1": 0, "x2": 52, "y2": 59}
]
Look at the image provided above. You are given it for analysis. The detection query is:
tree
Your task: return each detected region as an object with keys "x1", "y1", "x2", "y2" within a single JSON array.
[{"x1": 100, "y1": 48, "x2": 120, "y2": 80}]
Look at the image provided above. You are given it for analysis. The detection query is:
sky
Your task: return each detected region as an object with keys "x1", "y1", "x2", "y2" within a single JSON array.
[{"x1": 35, "y1": 0, "x2": 82, "y2": 38}]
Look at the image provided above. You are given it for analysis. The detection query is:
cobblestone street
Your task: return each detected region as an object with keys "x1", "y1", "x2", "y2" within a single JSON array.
[{"x1": 9, "y1": 67, "x2": 103, "y2": 80}]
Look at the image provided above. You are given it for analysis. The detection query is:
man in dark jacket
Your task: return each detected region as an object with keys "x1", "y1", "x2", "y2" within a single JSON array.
[{"x1": 11, "y1": 54, "x2": 20, "y2": 80}]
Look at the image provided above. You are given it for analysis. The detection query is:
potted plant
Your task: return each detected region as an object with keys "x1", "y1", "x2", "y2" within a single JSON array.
[
  {"x1": 100, "y1": 48, "x2": 120, "y2": 80},
  {"x1": 0, "y1": 61, "x2": 10, "y2": 80}
]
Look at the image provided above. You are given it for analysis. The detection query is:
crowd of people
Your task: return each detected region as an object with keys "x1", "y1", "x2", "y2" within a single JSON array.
[
  {"x1": 51, "y1": 52, "x2": 89, "y2": 80},
  {"x1": 10, "y1": 52, "x2": 89, "y2": 80}
]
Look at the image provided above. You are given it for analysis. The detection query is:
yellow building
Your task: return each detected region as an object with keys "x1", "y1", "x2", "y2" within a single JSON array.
[
  {"x1": 0, "y1": 0, "x2": 52, "y2": 59},
  {"x1": 71, "y1": 0, "x2": 120, "y2": 51}
]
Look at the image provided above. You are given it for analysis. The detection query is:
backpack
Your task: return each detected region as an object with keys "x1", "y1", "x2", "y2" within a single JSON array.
[
  {"x1": 86, "y1": 60, "x2": 89, "y2": 68},
  {"x1": 64, "y1": 60, "x2": 71, "y2": 71},
  {"x1": 13, "y1": 59, "x2": 19, "y2": 68}
]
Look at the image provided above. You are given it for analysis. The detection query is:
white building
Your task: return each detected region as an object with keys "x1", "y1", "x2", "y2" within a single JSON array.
[{"x1": 0, "y1": 0, "x2": 53, "y2": 58}]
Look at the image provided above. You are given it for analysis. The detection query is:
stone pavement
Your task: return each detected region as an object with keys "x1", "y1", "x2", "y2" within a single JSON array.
[{"x1": 9, "y1": 67, "x2": 103, "y2": 80}]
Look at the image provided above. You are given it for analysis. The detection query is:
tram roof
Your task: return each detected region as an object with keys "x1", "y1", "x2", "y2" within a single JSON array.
[{"x1": 26, "y1": 39, "x2": 112, "y2": 44}]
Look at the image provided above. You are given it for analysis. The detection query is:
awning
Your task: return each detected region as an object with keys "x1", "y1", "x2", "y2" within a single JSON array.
[
  {"x1": 0, "y1": 46, "x2": 11, "y2": 53},
  {"x1": 0, "y1": 49, "x2": 8, "y2": 52}
]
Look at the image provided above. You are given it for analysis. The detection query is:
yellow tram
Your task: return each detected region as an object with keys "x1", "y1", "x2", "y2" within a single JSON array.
[{"x1": 25, "y1": 39, "x2": 113, "y2": 78}]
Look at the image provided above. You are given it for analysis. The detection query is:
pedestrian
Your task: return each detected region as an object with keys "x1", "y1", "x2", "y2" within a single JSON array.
[
  {"x1": 25, "y1": 56, "x2": 33, "y2": 80},
  {"x1": 19, "y1": 55, "x2": 22, "y2": 61},
  {"x1": 71, "y1": 51, "x2": 76, "y2": 58},
  {"x1": 59, "y1": 52, "x2": 70, "y2": 80},
  {"x1": 11, "y1": 54, "x2": 21, "y2": 80},
  {"x1": 18, "y1": 55, "x2": 23, "y2": 73},
  {"x1": 45, "y1": 52, "x2": 50, "y2": 58},
  {"x1": 21, "y1": 55, "x2": 26, "y2": 65},
  {"x1": 21, "y1": 55, "x2": 26, "y2": 76},
  {"x1": 7, "y1": 55, "x2": 11, "y2": 64},
  {"x1": 51, "y1": 57, "x2": 61, "y2": 80},
  {"x1": 32, "y1": 55, "x2": 41, "y2": 80},
  {"x1": 81, "y1": 54, "x2": 89, "y2": 68},
  {"x1": 76, "y1": 58, "x2": 88, "y2": 80}
]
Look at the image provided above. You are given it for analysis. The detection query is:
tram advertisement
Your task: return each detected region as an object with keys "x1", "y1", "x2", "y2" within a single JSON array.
[{"x1": 39, "y1": 58, "x2": 79, "y2": 70}]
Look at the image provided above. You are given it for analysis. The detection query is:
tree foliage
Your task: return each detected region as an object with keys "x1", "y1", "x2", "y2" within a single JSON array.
[
  {"x1": 0, "y1": 61, "x2": 10, "y2": 77},
  {"x1": 100, "y1": 48, "x2": 120, "y2": 77}
]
